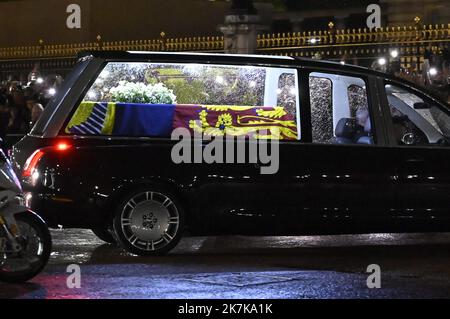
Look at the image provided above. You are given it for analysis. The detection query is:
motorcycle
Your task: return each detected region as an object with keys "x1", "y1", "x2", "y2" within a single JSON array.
[{"x1": 0, "y1": 147, "x2": 51, "y2": 283}]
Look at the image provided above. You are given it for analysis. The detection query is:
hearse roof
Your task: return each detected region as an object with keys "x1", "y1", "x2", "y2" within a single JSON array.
[
  {"x1": 78, "y1": 50, "x2": 371, "y2": 73},
  {"x1": 76, "y1": 50, "x2": 448, "y2": 106}
]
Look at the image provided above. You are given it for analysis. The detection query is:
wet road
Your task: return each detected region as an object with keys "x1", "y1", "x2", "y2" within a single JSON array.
[{"x1": 1, "y1": 230, "x2": 450, "y2": 299}]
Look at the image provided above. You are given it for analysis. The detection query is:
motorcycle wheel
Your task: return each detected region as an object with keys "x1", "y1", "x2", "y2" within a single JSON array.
[{"x1": 0, "y1": 212, "x2": 52, "y2": 283}]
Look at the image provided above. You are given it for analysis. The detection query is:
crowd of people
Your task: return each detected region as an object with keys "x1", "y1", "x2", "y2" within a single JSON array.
[
  {"x1": 394, "y1": 50, "x2": 450, "y2": 104},
  {"x1": 0, "y1": 79, "x2": 54, "y2": 142}
]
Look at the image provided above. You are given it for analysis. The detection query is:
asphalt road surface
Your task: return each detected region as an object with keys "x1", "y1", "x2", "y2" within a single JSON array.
[{"x1": 1, "y1": 230, "x2": 450, "y2": 299}]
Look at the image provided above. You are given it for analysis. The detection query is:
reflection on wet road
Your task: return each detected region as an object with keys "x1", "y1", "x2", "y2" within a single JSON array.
[{"x1": 2, "y1": 229, "x2": 450, "y2": 298}]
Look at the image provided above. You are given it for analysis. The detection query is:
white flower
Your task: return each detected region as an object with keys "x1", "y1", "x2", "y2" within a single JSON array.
[{"x1": 109, "y1": 81, "x2": 177, "y2": 104}]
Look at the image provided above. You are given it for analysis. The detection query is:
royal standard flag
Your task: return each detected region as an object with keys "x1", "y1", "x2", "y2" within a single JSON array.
[{"x1": 173, "y1": 104, "x2": 298, "y2": 140}]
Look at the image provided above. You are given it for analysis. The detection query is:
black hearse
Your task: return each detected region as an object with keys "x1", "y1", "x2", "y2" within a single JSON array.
[{"x1": 11, "y1": 51, "x2": 450, "y2": 255}]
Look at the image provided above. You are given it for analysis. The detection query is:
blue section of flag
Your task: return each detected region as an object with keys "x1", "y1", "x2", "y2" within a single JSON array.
[{"x1": 112, "y1": 103, "x2": 175, "y2": 137}]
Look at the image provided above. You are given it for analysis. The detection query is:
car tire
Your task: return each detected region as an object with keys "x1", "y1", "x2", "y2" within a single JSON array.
[
  {"x1": 112, "y1": 187, "x2": 184, "y2": 256},
  {"x1": 91, "y1": 227, "x2": 116, "y2": 244}
]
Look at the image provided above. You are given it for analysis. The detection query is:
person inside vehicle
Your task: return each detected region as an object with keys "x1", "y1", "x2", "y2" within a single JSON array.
[
  {"x1": 333, "y1": 108, "x2": 373, "y2": 145},
  {"x1": 354, "y1": 108, "x2": 373, "y2": 144}
]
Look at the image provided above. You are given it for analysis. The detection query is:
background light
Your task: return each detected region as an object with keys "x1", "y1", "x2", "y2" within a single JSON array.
[
  {"x1": 390, "y1": 50, "x2": 399, "y2": 58},
  {"x1": 36, "y1": 77, "x2": 44, "y2": 84},
  {"x1": 378, "y1": 58, "x2": 387, "y2": 66},
  {"x1": 429, "y1": 67, "x2": 438, "y2": 76}
]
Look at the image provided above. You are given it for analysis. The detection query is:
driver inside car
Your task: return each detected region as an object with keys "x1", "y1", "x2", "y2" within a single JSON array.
[{"x1": 354, "y1": 108, "x2": 373, "y2": 144}]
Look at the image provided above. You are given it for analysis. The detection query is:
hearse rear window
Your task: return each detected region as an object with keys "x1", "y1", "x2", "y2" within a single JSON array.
[
  {"x1": 309, "y1": 72, "x2": 374, "y2": 145},
  {"x1": 65, "y1": 62, "x2": 300, "y2": 140}
]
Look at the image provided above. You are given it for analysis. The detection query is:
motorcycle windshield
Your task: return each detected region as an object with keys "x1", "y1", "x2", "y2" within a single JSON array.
[
  {"x1": 0, "y1": 157, "x2": 22, "y2": 194},
  {"x1": 0, "y1": 149, "x2": 8, "y2": 164}
]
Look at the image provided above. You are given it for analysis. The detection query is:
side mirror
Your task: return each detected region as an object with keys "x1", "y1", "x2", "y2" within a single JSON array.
[
  {"x1": 392, "y1": 114, "x2": 409, "y2": 123},
  {"x1": 401, "y1": 133, "x2": 416, "y2": 145},
  {"x1": 413, "y1": 102, "x2": 431, "y2": 109}
]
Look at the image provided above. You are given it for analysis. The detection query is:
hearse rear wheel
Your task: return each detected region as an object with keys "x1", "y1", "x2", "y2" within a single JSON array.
[
  {"x1": 112, "y1": 188, "x2": 184, "y2": 256},
  {"x1": 91, "y1": 227, "x2": 116, "y2": 244}
]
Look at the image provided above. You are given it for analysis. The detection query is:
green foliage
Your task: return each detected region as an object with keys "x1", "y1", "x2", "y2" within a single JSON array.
[
  {"x1": 157, "y1": 68, "x2": 184, "y2": 76},
  {"x1": 242, "y1": 92, "x2": 258, "y2": 106},
  {"x1": 165, "y1": 78, "x2": 206, "y2": 104}
]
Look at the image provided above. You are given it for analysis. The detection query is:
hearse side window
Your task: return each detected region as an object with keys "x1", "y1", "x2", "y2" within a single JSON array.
[
  {"x1": 277, "y1": 73, "x2": 297, "y2": 118},
  {"x1": 385, "y1": 84, "x2": 450, "y2": 146},
  {"x1": 309, "y1": 73, "x2": 374, "y2": 145},
  {"x1": 309, "y1": 76, "x2": 333, "y2": 142},
  {"x1": 65, "y1": 62, "x2": 300, "y2": 141}
]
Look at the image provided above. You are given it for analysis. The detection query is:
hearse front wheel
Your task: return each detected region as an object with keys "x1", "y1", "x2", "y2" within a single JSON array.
[{"x1": 112, "y1": 189, "x2": 184, "y2": 256}]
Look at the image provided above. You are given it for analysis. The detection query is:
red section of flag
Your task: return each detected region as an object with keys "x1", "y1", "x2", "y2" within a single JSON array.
[{"x1": 173, "y1": 104, "x2": 297, "y2": 140}]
